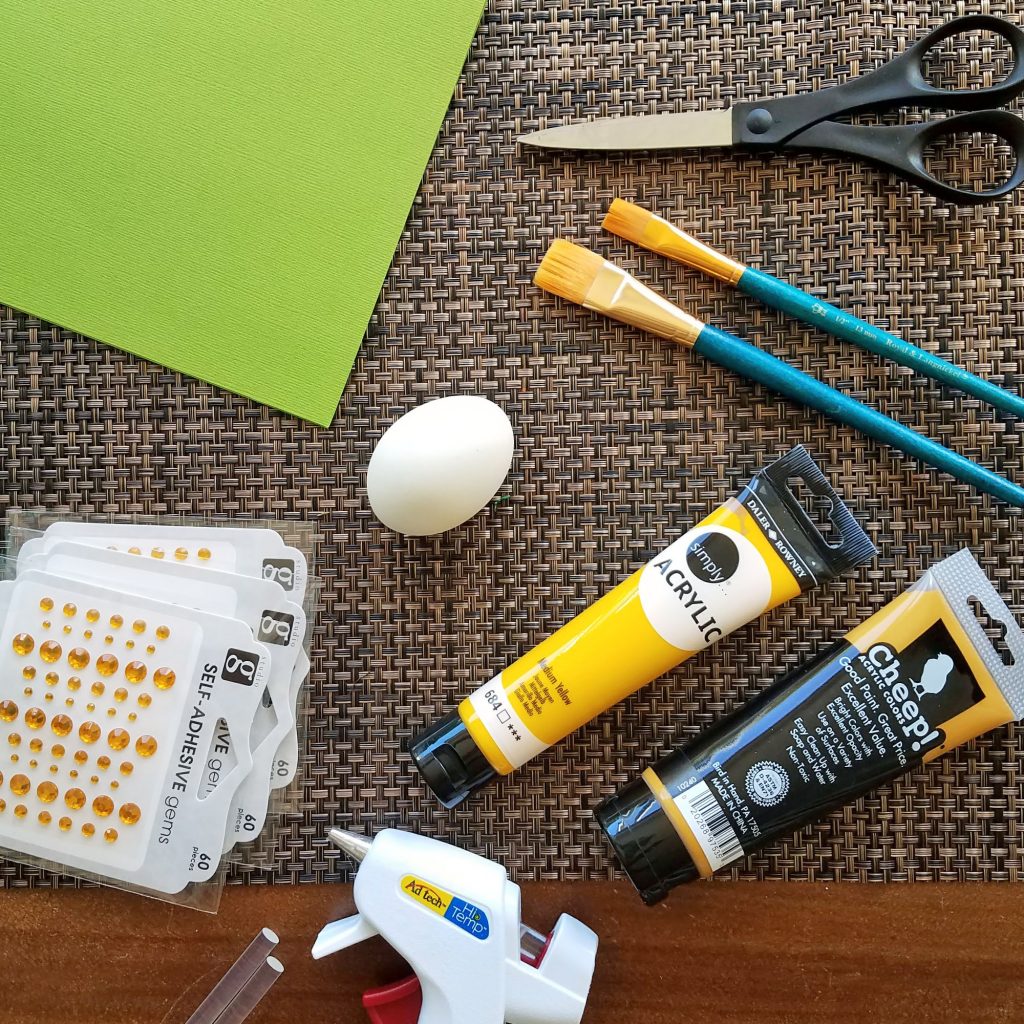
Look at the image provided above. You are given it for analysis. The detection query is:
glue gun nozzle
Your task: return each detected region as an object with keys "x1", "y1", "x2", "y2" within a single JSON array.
[{"x1": 327, "y1": 827, "x2": 373, "y2": 864}]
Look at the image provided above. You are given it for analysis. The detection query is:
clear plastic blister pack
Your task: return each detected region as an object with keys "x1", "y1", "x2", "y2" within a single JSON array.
[{"x1": 1, "y1": 512, "x2": 318, "y2": 911}]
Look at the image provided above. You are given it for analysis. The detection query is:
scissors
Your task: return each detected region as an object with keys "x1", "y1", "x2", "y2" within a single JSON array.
[{"x1": 519, "y1": 15, "x2": 1024, "y2": 204}]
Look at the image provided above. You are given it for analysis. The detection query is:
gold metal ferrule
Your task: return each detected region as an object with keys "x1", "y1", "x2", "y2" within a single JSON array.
[{"x1": 583, "y1": 261, "x2": 703, "y2": 347}]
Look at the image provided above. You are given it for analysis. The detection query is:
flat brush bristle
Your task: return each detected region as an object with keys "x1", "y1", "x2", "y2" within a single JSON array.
[
  {"x1": 602, "y1": 199, "x2": 654, "y2": 243},
  {"x1": 604, "y1": 198, "x2": 745, "y2": 284},
  {"x1": 534, "y1": 240, "x2": 605, "y2": 305}
]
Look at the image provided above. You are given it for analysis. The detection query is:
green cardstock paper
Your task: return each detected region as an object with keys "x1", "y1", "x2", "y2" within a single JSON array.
[{"x1": 0, "y1": 2, "x2": 484, "y2": 426}]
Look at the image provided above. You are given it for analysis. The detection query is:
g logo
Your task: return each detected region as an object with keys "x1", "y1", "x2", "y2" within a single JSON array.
[
  {"x1": 262, "y1": 558, "x2": 296, "y2": 591},
  {"x1": 258, "y1": 609, "x2": 295, "y2": 647},
  {"x1": 221, "y1": 649, "x2": 259, "y2": 686}
]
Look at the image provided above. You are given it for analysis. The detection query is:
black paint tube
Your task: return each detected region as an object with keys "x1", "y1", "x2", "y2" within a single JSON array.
[{"x1": 596, "y1": 549, "x2": 1024, "y2": 904}]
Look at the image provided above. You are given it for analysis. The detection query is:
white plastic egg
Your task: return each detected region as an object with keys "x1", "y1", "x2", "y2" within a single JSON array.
[{"x1": 367, "y1": 396, "x2": 514, "y2": 536}]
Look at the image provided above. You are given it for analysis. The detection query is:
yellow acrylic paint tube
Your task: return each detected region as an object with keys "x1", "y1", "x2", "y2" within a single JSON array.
[
  {"x1": 410, "y1": 446, "x2": 875, "y2": 806},
  {"x1": 597, "y1": 548, "x2": 1024, "y2": 904}
]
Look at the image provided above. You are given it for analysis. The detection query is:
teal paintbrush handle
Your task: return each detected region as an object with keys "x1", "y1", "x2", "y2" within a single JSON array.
[
  {"x1": 739, "y1": 267, "x2": 1024, "y2": 420},
  {"x1": 694, "y1": 324, "x2": 1024, "y2": 507}
]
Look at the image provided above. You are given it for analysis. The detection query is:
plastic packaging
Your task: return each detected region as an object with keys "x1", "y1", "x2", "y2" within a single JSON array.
[{"x1": 1, "y1": 512, "x2": 318, "y2": 908}]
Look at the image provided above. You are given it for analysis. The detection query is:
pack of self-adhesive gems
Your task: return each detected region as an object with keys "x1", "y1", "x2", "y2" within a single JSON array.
[{"x1": 0, "y1": 513, "x2": 317, "y2": 910}]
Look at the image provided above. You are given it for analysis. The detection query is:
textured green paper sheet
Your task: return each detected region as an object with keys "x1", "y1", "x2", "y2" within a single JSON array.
[{"x1": 0, "y1": 1, "x2": 483, "y2": 426}]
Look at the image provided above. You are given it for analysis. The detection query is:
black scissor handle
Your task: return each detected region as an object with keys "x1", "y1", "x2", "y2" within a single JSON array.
[
  {"x1": 876, "y1": 15, "x2": 1024, "y2": 109},
  {"x1": 782, "y1": 108, "x2": 1024, "y2": 204},
  {"x1": 734, "y1": 15, "x2": 1024, "y2": 148}
]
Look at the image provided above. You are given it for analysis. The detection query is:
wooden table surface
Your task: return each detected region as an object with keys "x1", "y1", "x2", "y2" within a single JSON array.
[{"x1": 2, "y1": 881, "x2": 1021, "y2": 1023}]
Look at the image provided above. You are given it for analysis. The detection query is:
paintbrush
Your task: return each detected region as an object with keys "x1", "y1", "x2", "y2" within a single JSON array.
[
  {"x1": 534, "y1": 240, "x2": 1024, "y2": 507},
  {"x1": 603, "y1": 199, "x2": 1024, "y2": 420}
]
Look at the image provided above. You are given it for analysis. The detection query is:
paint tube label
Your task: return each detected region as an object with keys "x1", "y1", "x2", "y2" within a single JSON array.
[
  {"x1": 466, "y1": 673, "x2": 550, "y2": 768},
  {"x1": 467, "y1": 522, "x2": 779, "y2": 773},
  {"x1": 638, "y1": 525, "x2": 774, "y2": 652},
  {"x1": 673, "y1": 778, "x2": 744, "y2": 870},
  {"x1": 655, "y1": 611, "x2": 990, "y2": 875},
  {"x1": 447, "y1": 446, "x2": 876, "y2": 783}
]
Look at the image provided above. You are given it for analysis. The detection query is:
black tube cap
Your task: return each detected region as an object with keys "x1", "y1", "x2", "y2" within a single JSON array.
[
  {"x1": 409, "y1": 711, "x2": 497, "y2": 808},
  {"x1": 595, "y1": 775, "x2": 700, "y2": 904}
]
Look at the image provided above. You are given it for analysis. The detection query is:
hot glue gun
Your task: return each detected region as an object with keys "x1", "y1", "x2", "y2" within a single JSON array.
[{"x1": 311, "y1": 828, "x2": 599, "y2": 1024}]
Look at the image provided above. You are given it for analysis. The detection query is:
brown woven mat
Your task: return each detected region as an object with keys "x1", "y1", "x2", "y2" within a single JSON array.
[{"x1": 3, "y1": 0, "x2": 1024, "y2": 893}]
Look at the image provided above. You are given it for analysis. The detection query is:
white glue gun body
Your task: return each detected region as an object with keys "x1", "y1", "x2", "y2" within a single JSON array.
[{"x1": 312, "y1": 828, "x2": 598, "y2": 1024}]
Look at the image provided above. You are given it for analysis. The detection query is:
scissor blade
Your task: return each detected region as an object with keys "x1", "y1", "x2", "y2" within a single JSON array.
[{"x1": 519, "y1": 109, "x2": 734, "y2": 152}]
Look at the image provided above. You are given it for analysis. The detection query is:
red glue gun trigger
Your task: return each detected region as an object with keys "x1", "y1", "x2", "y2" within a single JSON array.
[{"x1": 362, "y1": 974, "x2": 423, "y2": 1024}]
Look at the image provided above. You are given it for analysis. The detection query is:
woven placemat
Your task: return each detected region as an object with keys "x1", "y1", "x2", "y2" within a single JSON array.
[{"x1": 2, "y1": 0, "x2": 1024, "y2": 894}]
